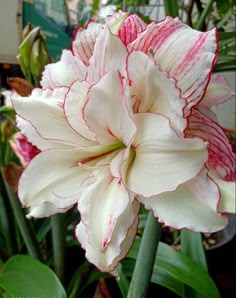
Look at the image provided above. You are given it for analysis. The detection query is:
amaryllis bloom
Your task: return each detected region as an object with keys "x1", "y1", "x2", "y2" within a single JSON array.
[
  {"x1": 12, "y1": 11, "x2": 235, "y2": 276},
  {"x1": 10, "y1": 132, "x2": 40, "y2": 167}
]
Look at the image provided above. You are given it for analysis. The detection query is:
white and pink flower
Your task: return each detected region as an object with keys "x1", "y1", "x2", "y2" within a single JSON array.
[
  {"x1": 10, "y1": 132, "x2": 40, "y2": 167},
  {"x1": 12, "y1": 12, "x2": 235, "y2": 276}
]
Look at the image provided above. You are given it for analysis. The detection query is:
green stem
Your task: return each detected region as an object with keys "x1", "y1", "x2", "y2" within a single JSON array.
[
  {"x1": 164, "y1": 0, "x2": 179, "y2": 17},
  {"x1": 195, "y1": 0, "x2": 215, "y2": 30},
  {"x1": 1, "y1": 169, "x2": 42, "y2": 260},
  {"x1": 51, "y1": 213, "x2": 66, "y2": 282},
  {"x1": 127, "y1": 211, "x2": 162, "y2": 298}
]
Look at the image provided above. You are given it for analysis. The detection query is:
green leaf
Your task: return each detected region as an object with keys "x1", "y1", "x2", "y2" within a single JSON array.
[
  {"x1": 181, "y1": 230, "x2": 208, "y2": 271},
  {"x1": 0, "y1": 107, "x2": 15, "y2": 123},
  {"x1": 0, "y1": 260, "x2": 4, "y2": 275},
  {"x1": 122, "y1": 258, "x2": 184, "y2": 296},
  {"x1": 68, "y1": 261, "x2": 109, "y2": 298},
  {"x1": 214, "y1": 61, "x2": 236, "y2": 72},
  {"x1": 217, "y1": 55, "x2": 236, "y2": 62},
  {"x1": 3, "y1": 292, "x2": 12, "y2": 298},
  {"x1": 117, "y1": 263, "x2": 130, "y2": 297},
  {"x1": 91, "y1": 0, "x2": 100, "y2": 17},
  {"x1": 195, "y1": 0, "x2": 215, "y2": 30},
  {"x1": 218, "y1": 31, "x2": 236, "y2": 40},
  {"x1": 163, "y1": 0, "x2": 179, "y2": 17},
  {"x1": 125, "y1": 239, "x2": 220, "y2": 298},
  {"x1": 35, "y1": 218, "x2": 51, "y2": 242},
  {"x1": 78, "y1": 269, "x2": 109, "y2": 296},
  {"x1": 219, "y1": 45, "x2": 236, "y2": 55},
  {"x1": 181, "y1": 230, "x2": 208, "y2": 298},
  {"x1": 67, "y1": 261, "x2": 91, "y2": 298},
  {"x1": 216, "y1": 0, "x2": 232, "y2": 15},
  {"x1": 0, "y1": 255, "x2": 66, "y2": 297}
]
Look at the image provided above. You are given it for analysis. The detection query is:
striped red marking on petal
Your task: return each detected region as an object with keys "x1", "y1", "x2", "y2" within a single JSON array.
[
  {"x1": 128, "y1": 17, "x2": 217, "y2": 115},
  {"x1": 186, "y1": 109, "x2": 235, "y2": 181},
  {"x1": 118, "y1": 14, "x2": 146, "y2": 46},
  {"x1": 72, "y1": 22, "x2": 103, "y2": 65},
  {"x1": 128, "y1": 17, "x2": 183, "y2": 54},
  {"x1": 174, "y1": 33, "x2": 209, "y2": 78}
]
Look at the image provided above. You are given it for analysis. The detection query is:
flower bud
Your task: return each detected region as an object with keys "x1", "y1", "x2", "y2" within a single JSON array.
[
  {"x1": 30, "y1": 37, "x2": 50, "y2": 85},
  {"x1": 17, "y1": 26, "x2": 41, "y2": 82},
  {"x1": 22, "y1": 22, "x2": 34, "y2": 40}
]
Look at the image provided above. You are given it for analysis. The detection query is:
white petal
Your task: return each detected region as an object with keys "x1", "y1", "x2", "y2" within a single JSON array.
[
  {"x1": 41, "y1": 50, "x2": 87, "y2": 88},
  {"x1": 110, "y1": 147, "x2": 131, "y2": 179},
  {"x1": 106, "y1": 10, "x2": 128, "y2": 35},
  {"x1": 210, "y1": 174, "x2": 236, "y2": 214},
  {"x1": 126, "y1": 113, "x2": 208, "y2": 197},
  {"x1": 78, "y1": 167, "x2": 132, "y2": 249},
  {"x1": 15, "y1": 116, "x2": 57, "y2": 151},
  {"x1": 76, "y1": 206, "x2": 139, "y2": 277},
  {"x1": 129, "y1": 17, "x2": 217, "y2": 112},
  {"x1": 12, "y1": 88, "x2": 92, "y2": 148},
  {"x1": 201, "y1": 74, "x2": 235, "y2": 107},
  {"x1": 87, "y1": 26, "x2": 127, "y2": 83},
  {"x1": 64, "y1": 80, "x2": 96, "y2": 142},
  {"x1": 128, "y1": 51, "x2": 187, "y2": 132},
  {"x1": 27, "y1": 202, "x2": 72, "y2": 218},
  {"x1": 84, "y1": 69, "x2": 136, "y2": 145},
  {"x1": 76, "y1": 166, "x2": 139, "y2": 275},
  {"x1": 138, "y1": 168, "x2": 227, "y2": 232},
  {"x1": 18, "y1": 147, "x2": 112, "y2": 216},
  {"x1": 196, "y1": 74, "x2": 235, "y2": 121}
]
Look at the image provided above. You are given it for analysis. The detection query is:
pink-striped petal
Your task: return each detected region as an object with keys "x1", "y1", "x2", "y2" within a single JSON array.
[
  {"x1": 138, "y1": 168, "x2": 227, "y2": 232},
  {"x1": 195, "y1": 105, "x2": 218, "y2": 122},
  {"x1": 118, "y1": 13, "x2": 146, "y2": 45},
  {"x1": 186, "y1": 109, "x2": 235, "y2": 181},
  {"x1": 72, "y1": 21, "x2": 103, "y2": 65},
  {"x1": 41, "y1": 50, "x2": 87, "y2": 88},
  {"x1": 128, "y1": 16, "x2": 217, "y2": 113}
]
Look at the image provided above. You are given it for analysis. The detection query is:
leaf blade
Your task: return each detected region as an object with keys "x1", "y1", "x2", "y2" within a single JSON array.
[
  {"x1": 0, "y1": 255, "x2": 66, "y2": 297},
  {"x1": 125, "y1": 239, "x2": 220, "y2": 298}
]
